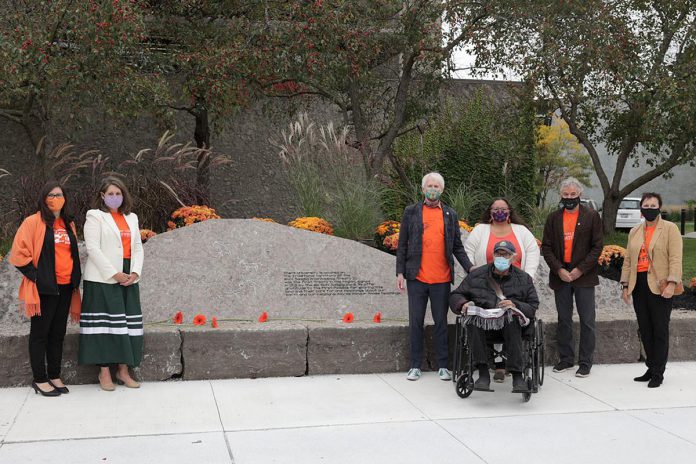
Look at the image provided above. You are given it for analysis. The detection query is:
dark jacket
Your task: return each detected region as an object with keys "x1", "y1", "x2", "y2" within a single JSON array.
[
  {"x1": 449, "y1": 264, "x2": 539, "y2": 318},
  {"x1": 396, "y1": 201, "x2": 472, "y2": 283},
  {"x1": 16, "y1": 222, "x2": 82, "y2": 295},
  {"x1": 541, "y1": 204, "x2": 603, "y2": 290}
]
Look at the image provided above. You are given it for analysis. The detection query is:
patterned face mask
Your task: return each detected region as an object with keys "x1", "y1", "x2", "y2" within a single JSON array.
[{"x1": 424, "y1": 188, "x2": 441, "y2": 201}]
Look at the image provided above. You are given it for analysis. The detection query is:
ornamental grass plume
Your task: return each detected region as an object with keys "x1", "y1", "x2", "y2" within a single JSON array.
[
  {"x1": 173, "y1": 311, "x2": 184, "y2": 324},
  {"x1": 342, "y1": 312, "x2": 354, "y2": 323},
  {"x1": 193, "y1": 314, "x2": 207, "y2": 326},
  {"x1": 258, "y1": 311, "x2": 269, "y2": 322}
]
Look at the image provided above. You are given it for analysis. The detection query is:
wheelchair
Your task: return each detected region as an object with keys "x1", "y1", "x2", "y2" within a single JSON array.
[{"x1": 452, "y1": 313, "x2": 545, "y2": 402}]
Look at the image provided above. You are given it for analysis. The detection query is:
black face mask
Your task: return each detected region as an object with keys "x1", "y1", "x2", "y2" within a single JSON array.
[
  {"x1": 561, "y1": 197, "x2": 581, "y2": 210},
  {"x1": 641, "y1": 207, "x2": 660, "y2": 222}
]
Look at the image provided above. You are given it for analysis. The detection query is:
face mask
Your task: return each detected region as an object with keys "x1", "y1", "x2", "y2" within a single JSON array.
[
  {"x1": 491, "y1": 210, "x2": 509, "y2": 223},
  {"x1": 104, "y1": 194, "x2": 123, "y2": 210},
  {"x1": 561, "y1": 197, "x2": 581, "y2": 210},
  {"x1": 46, "y1": 197, "x2": 65, "y2": 213},
  {"x1": 493, "y1": 256, "x2": 511, "y2": 272},
  {"x1": 424, "y1": 188, "x2": 441, "y2": 201},
  {"x1": 641, "y1": 207, "x2": 660, "y2": 222}
]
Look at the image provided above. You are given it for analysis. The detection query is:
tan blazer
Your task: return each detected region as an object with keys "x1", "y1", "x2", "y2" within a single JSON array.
[{"x1": 620, "y1": 219, "x2": 682, "y2": 295}]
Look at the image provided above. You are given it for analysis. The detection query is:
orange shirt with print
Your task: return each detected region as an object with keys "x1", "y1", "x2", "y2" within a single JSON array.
[
  {"x1": 485, "y1": 230, "x2": 522, "y2": 269},
  {"x1": 563, "y1": 208, "x2": 579, "y2": 264},
  {"x1": 416, "y1": 205, "x2": 451, "y2": 284},
  {"x1": 53, "y1": 217, "x2": 74, "y2": 285},
  {"x1": 636, "y1": 225, "x2": 656, "y2": 273},
  {"x1": 111, "y1": 212, "x2": 132, "y2": 259}
]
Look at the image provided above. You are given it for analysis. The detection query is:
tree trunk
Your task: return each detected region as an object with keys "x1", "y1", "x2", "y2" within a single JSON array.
[
  {"x1": 601, "y1": 189, "x2": 621, "y2": 235},
  {"x1": 193, "y1": 96, "x2": 211, "y2": 205}
]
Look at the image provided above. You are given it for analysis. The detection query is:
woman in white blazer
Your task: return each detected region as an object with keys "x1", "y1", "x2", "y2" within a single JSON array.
[
  {"x1": 464, "y1": 197, "x2": 540, "y2": 382},
  {"x1": 78, "y1": 176, "x2": 144, "y2": 391}
]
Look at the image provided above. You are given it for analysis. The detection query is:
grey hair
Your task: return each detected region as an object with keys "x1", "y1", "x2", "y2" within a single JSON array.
[
  {"x1": 421, "y1": 172, "x2": 445, "y2": 189},
  {"x1": 560, "y1": 177, "x2": 584, "y2": 194}
]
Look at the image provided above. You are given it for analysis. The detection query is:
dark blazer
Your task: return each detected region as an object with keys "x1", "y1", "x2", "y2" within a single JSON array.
[
  {"x1": 395, "y1": 201, "x2": 472, "y2": 283},
  {"x1": 16, "y1": 223, "x2": 82, "y2": 295},
  {"x1": 541, "y1": 204, "x2": 603, "y2": 290},
  {"x1": 449, "y1": 264, "x2": 539, "y2": 318}
]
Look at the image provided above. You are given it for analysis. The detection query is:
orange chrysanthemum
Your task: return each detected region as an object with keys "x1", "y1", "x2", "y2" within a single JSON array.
[
  {"x1": 193, "y1": 314, "x2": 207, "y2": 326},
  {"x1": 140, "y1": 229, "x2": 157, "y2": 243},
  {"x1": 252, "y1": 217, "x2": 277, "y2": 223},
  {"x1": 598, "y1": 245, "x2": 626, "y2": 266},
  {"x1": 258, "y1": 311, "x2": 269, "y2": 323},
  {"x1": 288, "y1": 217, "x2": 334, "y2": 235},
  {"x1": 211, "y1": 317, "x2": 219, "y2": 328},
  {"x1": 458, "y1": 220, "x2": 473, "y2": 232},
  {"x1": 173, "y1": 311, "x2": 184, "y2": 324},
  {"x1": 373, "y1": 312, "x2": 382, "y2": 323},
  {"x1": 168, "y1": 205, "x2": 221, "y2": 231},
  {"x1": 342, "y1": 312, "x2": 354, "y2": 323},
  {"x1": 383, "y1": 232, "x2": 399, "y2": 251}
]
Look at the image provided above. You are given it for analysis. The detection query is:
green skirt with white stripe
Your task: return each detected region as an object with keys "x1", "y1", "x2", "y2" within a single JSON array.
[{"x1": 78, "y1": 259, "x2": 143, "y2": 367}]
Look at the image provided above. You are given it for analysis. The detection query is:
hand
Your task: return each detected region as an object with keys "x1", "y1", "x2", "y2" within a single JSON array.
[
  {"x1": 621, "y1": 288, "x2": 631, "y2": 305},
  {"x1": 558, "y1": 269, "x2": 572, "y2": 283},
  {"x1": 112, "y1": 272, "x2": 129, "y2": 284},
  {"x1": 661, "y1": 282, "x2": 675, "y2": 299},
  {"x1": 499, "y1": 299, "x2": 515, "y2": 309},
  {"x1": 121, "y1": 272, "x2": 139, "y2": 287},
  {"x1": 461, "y1": 301, "x2": 473, "y2": 314},
  {"x1": 397, "y1": 274, "x2": 405, "y2": 292},
  {"x1": 569, "y1": 268, "x2": 584, "y2": 281}
]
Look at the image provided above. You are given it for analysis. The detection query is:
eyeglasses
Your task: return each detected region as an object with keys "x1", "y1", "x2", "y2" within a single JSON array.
[{"x1": 46, "y1": 193, "x2": 64, "y2": 199}]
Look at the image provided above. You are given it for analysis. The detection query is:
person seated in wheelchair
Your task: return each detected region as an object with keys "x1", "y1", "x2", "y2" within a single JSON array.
[{"x1": 449, "y1": 240, "x2": 539, "y2": 393}]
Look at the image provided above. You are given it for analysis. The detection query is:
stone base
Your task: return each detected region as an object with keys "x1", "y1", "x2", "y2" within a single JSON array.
[{"x1": 1, "y1": 311, "x2": 695, "y2": 387}]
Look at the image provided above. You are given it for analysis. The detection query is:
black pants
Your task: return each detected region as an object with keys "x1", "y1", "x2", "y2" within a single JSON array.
[
  {"x1": 554, "y1": 283, "x2": 596, "y2": 367},
  {"x1": 633, "y1": 272, "x2": 672, "y2": 377},
  {"x1": 407, "y1": 279, "x2": 450, "y2": 369},
  {"x1": 29, "y1": 285, "x2": 72, "y2": 383},
  {"x1": 470, "y1": 321, "x2": 524, "y2": 373}
]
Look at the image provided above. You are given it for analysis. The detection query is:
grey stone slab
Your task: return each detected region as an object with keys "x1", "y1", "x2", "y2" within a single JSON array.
[
  {"x1": 307, "y1": 322, "x2": 410, "y2": 375},
  {"x1": 669, "y1": 313, "x2": 696, "y2": 361},
  {"x1": 181, "y1": 322, "x2": 307, "y2": 380}
]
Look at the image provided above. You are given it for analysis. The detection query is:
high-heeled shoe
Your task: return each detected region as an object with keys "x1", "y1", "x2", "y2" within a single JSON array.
[
  {"x1": 48, "y1": 380, "x2": 69, "y2": 394},
  {"x1": 634, "y1": 370, "x2": 652, "y2": 382},
  {"x1": 115, "y1": 374, "x2": 140, "y2": 389},
  {"x1": 98, "y1": 374, "x2": 115, "y2": 392},
  {"x1": 32, "y1": 381, "x2": 61, "y2": 397}
]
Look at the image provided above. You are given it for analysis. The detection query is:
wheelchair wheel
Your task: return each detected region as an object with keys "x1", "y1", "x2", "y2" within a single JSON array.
[
  {"x1": 522, "y1": 377, "x2": 533, "y2": 403},
  {"x1": 536, "y1": 320, "x2": 545, "y2": 386},
  {"x1": 455, "y1": 371, "x2": 474, "y2": 398}
]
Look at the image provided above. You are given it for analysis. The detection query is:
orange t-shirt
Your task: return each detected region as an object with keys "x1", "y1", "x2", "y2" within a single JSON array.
[
  {"x1": 563, "y1": 209, "x2": 579, "y2": 264},
  {"x1": 637, "y1": 225, "x2": 656, "y2": 273},
  {"x1": 111, "y1": 212, "x2": 132, "y2": 259},
  {"x1": 53, "y1": 218, "x2": 73, "y2": 285},
  {"x1": 416, "y1": 205, "x2": 451, "y2": 284},
  {"x1": 485, "y1": 230, "x2": 522, "y2": 269}
]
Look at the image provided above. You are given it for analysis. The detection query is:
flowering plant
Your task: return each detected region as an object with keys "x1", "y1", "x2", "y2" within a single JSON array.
[
  {"x1": 342, "y1": 312, "x2": 354, "y2": 323},
  {"x1": 167, "y1": 205, "x2": 220, "y2": 231},
  {"x1": 288, "y1": 217, "x2": 334, "y2": 235},
  {"x1": 140, "y1": 229, "x2": 157, "y2": 243},
  {"x1": 598, "y1": 245, "x2": 626, "y2": 281},
  {"x1": 375, "y1": 220, "x2": 400, "y2": 254},
  {"x1": 252, "y1": 217, "x2": 277, "y2": 223},
  {"x1": 458, "y1": 220, "x2": 473, "y2": 233},
  {"x1": 193, "y1": 314, "x2": 207, "y2": 326}
]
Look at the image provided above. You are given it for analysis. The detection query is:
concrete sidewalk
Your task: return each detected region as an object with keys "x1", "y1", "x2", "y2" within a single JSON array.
[{"x1": 1, "y1": 363, "x2": 695, "y2": 464}]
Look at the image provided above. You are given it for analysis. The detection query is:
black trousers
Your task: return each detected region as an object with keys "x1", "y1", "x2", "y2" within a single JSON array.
[
  {"x1": 554, "y1": 282, "x2": 596, "y2": 367},
  {"x1": 29, "y1": 285, "x2": 72, "y2": 383},
  {"x1": 470, "y1": 321, "x2": 524, "y2": 373},
  {"x1": 407, "y1": 279, "x2": 450, "y2": 369},
  {"x1": 633, "y1": 272, "x2": 672, "y2": 377}
]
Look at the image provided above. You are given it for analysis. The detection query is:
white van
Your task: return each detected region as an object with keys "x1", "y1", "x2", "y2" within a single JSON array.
[{"x1": 616, "y1": 197, "x2": 643, "y2": 229}]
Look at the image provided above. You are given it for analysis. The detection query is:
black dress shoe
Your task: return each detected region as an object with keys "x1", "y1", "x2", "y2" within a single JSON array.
[
  {"x1": 31, "y1": 381, "x2": 61, "y2": 397},
  {"x1": 647, "y1": 375, "x2": 663, "y2": 388},
  {"x1": 512, "y1": 373, "x2": 530, "y2": 393},
  {"x1": 474, "y1": 367, "x2": 493, "y2": 392},
  {"x1": 48, "y1": 380, "x2": 69, "y2": 394},
  {"x1": 634, "y1": 370, "x2": 652, "y2": 382}
]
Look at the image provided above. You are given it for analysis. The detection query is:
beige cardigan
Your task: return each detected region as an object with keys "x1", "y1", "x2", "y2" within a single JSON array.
[{"x1": 620, "y1": 219, "x2": 682, "y2": 295}]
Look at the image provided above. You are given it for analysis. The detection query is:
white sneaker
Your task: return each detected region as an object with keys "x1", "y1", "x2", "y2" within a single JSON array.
[
  {"x1": 406, "y1": 368, "x2": 422, "y2": 381},
  {"x1": 438, "y1": 368, "x2": 452, "y2": 381}
]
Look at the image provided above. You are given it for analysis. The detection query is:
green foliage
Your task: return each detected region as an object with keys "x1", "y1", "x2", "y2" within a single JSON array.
[{"x1": 444, "y1": 182, "x2": 490, "y2": 224}]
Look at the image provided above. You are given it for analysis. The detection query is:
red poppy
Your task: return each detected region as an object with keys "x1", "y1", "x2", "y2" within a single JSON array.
[
  {"x1": 258, "y1": 311, "x2": 269, "y2": 323},
  {"x1": 373, "y1": 312, "x2": 382, "y2": 323},
  {"x1": 342, "y1": 312, "x2": 354, "y2": 323},
  {"x1": 193, "y1": 314, "x2": 206, "y2": 326},
  {"x1": 211, "y1": 317, "x2": 219, "y2": 328},
  {"x1": 173, "y1": 311, "x2": 184, "y2": 324}
]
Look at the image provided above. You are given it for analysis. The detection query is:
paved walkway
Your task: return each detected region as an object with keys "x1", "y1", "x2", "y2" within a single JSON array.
[{"x1": 1, "y1": 362, "x2": 695, "y2": 463}]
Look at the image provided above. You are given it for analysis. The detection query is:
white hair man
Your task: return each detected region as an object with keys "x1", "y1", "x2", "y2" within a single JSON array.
[
  {"x1": 540, "y1": 177, "x2": 604, "y2": 378},
  {"x1": 396, "y1": 172, "x2": 473, "y2": 381}
]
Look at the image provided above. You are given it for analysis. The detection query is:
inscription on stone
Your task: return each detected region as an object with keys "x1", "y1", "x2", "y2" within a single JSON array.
[{"x1": 284, "y1": 271, "x2": 399, "y2": 296}]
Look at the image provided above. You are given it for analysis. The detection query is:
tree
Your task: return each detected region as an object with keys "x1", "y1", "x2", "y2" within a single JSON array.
[
  {"x1": 0, "y1": 0, "x2": 168, "y2": 176},
  {"x1": 258, "y1": 0, "x2": 505, "y2": 180},
  {"x1": 535, "y1": 117, "x2": 593, "y2": 207},
  {"x1": 470, "y1": 0, "x2": 696, "y2": 233}
]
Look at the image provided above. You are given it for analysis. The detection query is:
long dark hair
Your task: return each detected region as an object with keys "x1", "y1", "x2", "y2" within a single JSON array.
[
  {"x1": 93, "y1": 176, "x2": 134, "y2": 215},
  {"x1": 37, "y1": 180, "x2": 73, "y2": 226},
  {"x1": 480, "y1": 197, "x2": 526, "y2": 226}
]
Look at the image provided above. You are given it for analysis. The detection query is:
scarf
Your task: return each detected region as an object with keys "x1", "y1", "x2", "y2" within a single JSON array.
[
  {"x1": 9, "y1": 212, "x2": 81, "y2": 321},
  {"x1": 462, "y1": 305, "x2": 530, "y2": 330}
]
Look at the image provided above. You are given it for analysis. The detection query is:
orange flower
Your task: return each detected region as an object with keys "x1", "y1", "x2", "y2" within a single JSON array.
[
  {"x1": 211, "y1": 317, "x2": 219, "y2": 328},
  {"x1": 288, "y1": 217, "x2": 334, "y2": 235},
  {"x1": 458, "y1": 220, "x2": 473, "y2": 232},
  {"x1": 193, "y1": 314, "x2": 206, "y2": 326},
  {"x1": 383, "y1": 232, "x2": 399, "y2": 251},
  {"x1": 140, "y1": 229, "x2": 157, "y2": 243},
  {"x1": 536, "y1": 238, "x2": 542, "y2": 248},
  {"x1": 258, "y1": 311, "x2": 269, "y2": 322},
  {"x1": 173, "y1": 311, "x2": 183, "y2": 324},
  {"x1": 373, "y1": 312, "x2": 382, "y2": 323},
  {"x1": 342, "y1": 312, "x2": 354, "y2": 323}
]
